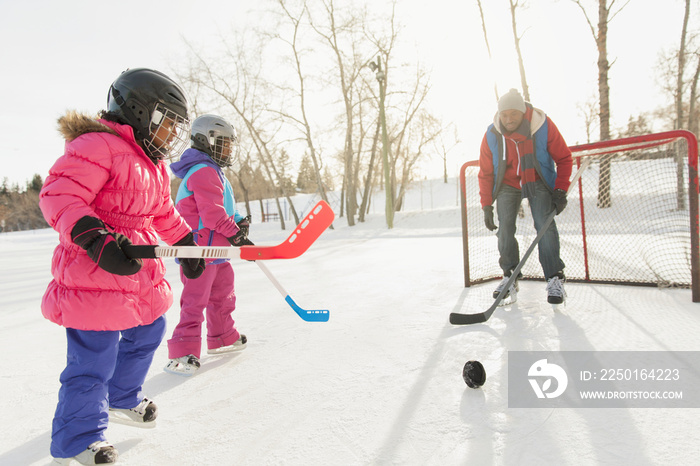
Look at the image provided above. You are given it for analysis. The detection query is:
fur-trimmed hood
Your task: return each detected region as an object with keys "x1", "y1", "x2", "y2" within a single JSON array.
[
  {"x1": 57, "y1": 110, "x2": 119, "y2": 142},
  {"x1": 41, "y1": 112, "x2": 192, "y2": 331}
]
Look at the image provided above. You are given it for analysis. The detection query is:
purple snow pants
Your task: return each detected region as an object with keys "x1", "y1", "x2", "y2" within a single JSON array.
[
  {"x1": 167, "y1": 261, "x2": 240, "y2": 359},
  {"x1": 50, "y1": 316, "x2": 166, "y2": 458}
]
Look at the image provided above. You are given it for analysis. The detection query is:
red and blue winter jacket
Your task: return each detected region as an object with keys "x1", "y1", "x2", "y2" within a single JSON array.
[{"x1": 478, "y1": 105, "x2": 572, "y2": 208}]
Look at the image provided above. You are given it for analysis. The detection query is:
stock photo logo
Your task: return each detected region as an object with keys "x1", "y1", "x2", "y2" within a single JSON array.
[
  {"x1": 510, "y1": 351, "x2": 700, "y2": 408},
  {"x1": 527, "y1": 358, "x2": 568, "y2": 399}
]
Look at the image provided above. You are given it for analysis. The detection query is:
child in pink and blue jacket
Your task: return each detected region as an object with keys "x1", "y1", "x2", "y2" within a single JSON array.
[{"x1": 164, "y1": 114, "x2": 253, "y2": 377}]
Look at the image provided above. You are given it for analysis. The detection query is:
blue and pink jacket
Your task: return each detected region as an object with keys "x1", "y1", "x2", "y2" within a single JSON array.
[{"x1": 170, "y1": 148, "x2": 245, "y2": 260}]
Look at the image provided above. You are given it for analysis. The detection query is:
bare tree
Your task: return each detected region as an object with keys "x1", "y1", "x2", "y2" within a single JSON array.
[
  {"x1": 386, "y1": 64, "x2": 434, "y2": 211},
  {"x1": 394, "y1": 112, "x2": 444, "y2": 210},
  {"x1": 571, "y1": 0, "x2": 631, "y2": 208},
  {"x1": 508, "y1": 0, "x2": 530, "y2": 101},
  {"x1": 675, "y1": 0, "x2": 692, "y2": 131},
  {"x1": 355, "y1": 5, "x2": 399, "y2": 228},
  {"x1": 358, "y1": 115, "x2": 381, "y2": 222},
  {"x1": 177, "y1": 37, "x2": 299, "y2": 228},
  {"x1": 173, "y1": 0, "x2": 439, "y2": 230},
  {"x1": 672, "y1": 0, "x2": 693, "y2": 210},
  {"x1": 306, "y1": 0, "x2": 368, "y2": 226},
  {"x1": 476, "y1": 0, "x2": 499, "y2": 101},
  {"x1": 272, "y1": 0, "x2": 332, "y2": 215},
  {"x1": 577, "y1": 94, "x2": 599, "y2": 143},
  {"x1": 434, "y1": 124, "x2": 459, "y2": 184},
  {"x1": 689, "y1": 52, "x2": 700, "y2": 136},
  {"x1": 0, "y1": 180, "x2": 47, "y2": 232}
]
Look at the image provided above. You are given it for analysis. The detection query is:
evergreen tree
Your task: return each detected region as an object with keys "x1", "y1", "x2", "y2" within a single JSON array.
[
  {"x1": 27, "y1": 174, "x2": 43, "y2": 192},
  {"x1": 296, "y1": 155, "x2": 317, "y2": 193}
]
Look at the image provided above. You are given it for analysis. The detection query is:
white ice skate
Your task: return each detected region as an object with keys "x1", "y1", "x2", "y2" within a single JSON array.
[
  {"x1": 207, "y1": 334, "x2": 247, "y2": 354},
  {"x1": 546, "y1": 275, "x2": 566, "y2": 311},
  {"x1": 108, "y1": 397, "x2": 157, "y2": 429},
  {"x1": 493, "y1": 276, "x2": 519, "y2": 306},
  {"x1": 164, "y1": 354, "x2": 201, "y2": 377},
  {"x1": 53, "y1": 440, "x2": 118, "y2": 464}
]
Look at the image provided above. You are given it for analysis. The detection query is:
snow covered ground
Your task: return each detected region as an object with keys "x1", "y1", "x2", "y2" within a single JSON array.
[{"x1": 1, "y1": 178, "x2": 699, "y2": 465}]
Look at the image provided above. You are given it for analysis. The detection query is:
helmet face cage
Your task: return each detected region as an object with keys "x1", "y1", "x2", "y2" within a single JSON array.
[
  {"x1": 210, "y1": 134, "x2": 238, "y2": 167},
  {"x1": 106, "y1": 68, "x2": 191, "y2": 161},
  {"x1": 190, "y1": 115, "x2": 238, "y2": 167},
  {"x1": 144, "y1": 103, "x2": 191, "y2": 161}
]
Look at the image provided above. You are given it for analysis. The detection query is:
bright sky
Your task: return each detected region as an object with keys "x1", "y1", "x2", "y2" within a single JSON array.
[{"x1": 0, "y1": 0, "x2": 687, "y2": 186}]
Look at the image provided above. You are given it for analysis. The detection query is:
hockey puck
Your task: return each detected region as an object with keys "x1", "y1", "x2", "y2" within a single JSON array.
[{"x1": 462, "y1": 360, "x2": 486, "y2": 388}]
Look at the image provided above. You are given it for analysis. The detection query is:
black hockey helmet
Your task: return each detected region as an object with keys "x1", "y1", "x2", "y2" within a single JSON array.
[{"x1": 107, "y1": 68, "x2": 191, "y2": 160}]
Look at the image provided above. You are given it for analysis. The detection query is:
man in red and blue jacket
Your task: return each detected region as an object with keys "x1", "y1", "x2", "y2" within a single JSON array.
[{"x1": 478, "y1": 89, "x2": 573, "y2": 306}]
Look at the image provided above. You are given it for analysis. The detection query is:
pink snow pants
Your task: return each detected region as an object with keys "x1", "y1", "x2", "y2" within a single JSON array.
[{"x1": 167, "y1": 261, "x2": 240, "y2": 359}]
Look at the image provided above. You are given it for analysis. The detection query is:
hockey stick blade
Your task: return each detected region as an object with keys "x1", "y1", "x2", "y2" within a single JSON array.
[
  {"x1": 123, "y1": 200, "x2": 334, "y2": 260},
  {"x1": 450, "y1": 157, "x2": 592, "y2": 325},
  {"x1": 241, "y1": 200, "x2": 334, "y2": 260},
  {"x1": 257, "y1": 261, "x2": 329, "y2": 322},
  {"x1": 285, "y1": 295, "x2": 330, "y2": 322}
]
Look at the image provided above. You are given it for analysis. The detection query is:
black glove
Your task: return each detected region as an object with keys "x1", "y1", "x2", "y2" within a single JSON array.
[
  {"x1": 227, "y1": 217, "x2": 254, "y2": 246},
  {"x1": 175, "y1": 232, "x2": 206, "y2": 279},
  {"x1": 552, "y1": 189, "x2": 567, "y2": 215},
  {"x1": 71, "y1": 216, "x2": 142, "y2": 276},
  {"x1": 236, "y1": 216, "x2": 251, "y2": 237},
  {"x1": 483, "y1": 205, "x2": 497, "y2": 231}
]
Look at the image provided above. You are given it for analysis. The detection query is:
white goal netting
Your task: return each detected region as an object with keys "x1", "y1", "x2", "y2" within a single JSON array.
[{"x1": 460, "y1": 131, "x2": 700, "y2": 300}]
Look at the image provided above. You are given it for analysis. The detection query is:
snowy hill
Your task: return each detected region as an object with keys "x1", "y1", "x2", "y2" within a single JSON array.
[{"x1": 1, "y1": 177, "x2": 699, "y2": 465}]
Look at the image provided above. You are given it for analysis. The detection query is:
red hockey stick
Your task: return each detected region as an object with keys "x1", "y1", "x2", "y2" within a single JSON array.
[{"x1": 123, "y1": 200, "x2": 334, "y2": 260}]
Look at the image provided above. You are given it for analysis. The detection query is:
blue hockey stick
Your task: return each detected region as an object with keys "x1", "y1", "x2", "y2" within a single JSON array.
[{"x1": 256, "y1": 261, "x2": 329, "y2": 322}]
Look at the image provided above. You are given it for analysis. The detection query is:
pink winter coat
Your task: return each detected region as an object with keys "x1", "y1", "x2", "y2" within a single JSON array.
[{"x1": 40, "y1": 111, "x2": 192, "y2": 331}]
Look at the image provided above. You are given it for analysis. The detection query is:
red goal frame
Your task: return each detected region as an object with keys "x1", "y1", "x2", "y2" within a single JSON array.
[{"x1": 459, "y1": 130, "x2": 700, "y2": 302}]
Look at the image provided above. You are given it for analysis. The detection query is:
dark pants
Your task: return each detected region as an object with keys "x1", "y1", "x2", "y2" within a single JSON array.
[
  {"x1": 495, "y1": 181, "x2": 564, "y2": 279},
  {"x1": 50, "y1": 316, "x2": 166, "y2": 458}
]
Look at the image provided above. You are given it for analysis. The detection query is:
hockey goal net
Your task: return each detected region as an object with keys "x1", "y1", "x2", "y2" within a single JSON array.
[{"x1": 459, "y1": 130, "x2": 700, "y2": 301}]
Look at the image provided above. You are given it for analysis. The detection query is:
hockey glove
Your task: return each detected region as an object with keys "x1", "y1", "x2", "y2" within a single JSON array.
[
  {"x1": 483, "y1": 205, "x2": 497, "y2": 231},
  {"x1": 552, "y1": 189, "x2": 567, "y2": 215},
  {"x1": 71, "y1": 216, "x2": 143, "y2": 276},
  {"x1": 175, "y1": 232, "x2": 206, "y2": 279},
  {"x1": 236, "y1": 215, "x2": 251, "y2": 237},
  {"x1": 228, "y1": 217, "x2": 255, "y2": 247}
]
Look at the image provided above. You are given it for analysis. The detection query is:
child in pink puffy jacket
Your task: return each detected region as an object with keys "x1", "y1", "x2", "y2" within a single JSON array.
[
  {"x1": 40, "y1": 68, "x2": 205, "y2": 465},
  {"x1": 164, "y1": 114, "x2": 253, "y2": 377}
]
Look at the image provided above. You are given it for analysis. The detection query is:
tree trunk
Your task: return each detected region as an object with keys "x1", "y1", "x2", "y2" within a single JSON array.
[
  {"x1": 675, "y1": 0, "x2": 691, "y2": 210},
  {"x1": 688, "y1": 54, "x2": 700, "y2": 137},
  {"x1": 378, "y1": 59, "x2": 394, "y2": 228},
  {"x1": 596, "y1": 0, "x2": 613, "y2": 208},
  {"x1": 359, "y1": 117, "x2": 381, "y2": 222},
  {"x1": 477, "y1": 0, "x2": 499, "y2": 101},
  {"x1": 509, "y1": 0, "x2": 530, "y2": 101}
]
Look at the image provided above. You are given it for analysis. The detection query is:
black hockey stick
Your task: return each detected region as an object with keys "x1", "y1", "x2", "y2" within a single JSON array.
[{"x1": 449, "y1": 157, "x2": 591, "y2": 325}]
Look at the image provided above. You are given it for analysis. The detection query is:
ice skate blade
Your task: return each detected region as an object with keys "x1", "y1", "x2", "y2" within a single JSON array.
[
  {"x1": 551, "y1": 302, "x2": 565, "y2": 312},
  {"x1": 497, "y1": 292, "x2": 518, "y2": 307},
  {"x1": 52, "y1": 459, "x2": 76, "y2": 465},
  {"x1": 163, "y1": 364, "x2": 198, "y2": 377},
  {"x1": 207, "y1": 344, "x2": 247, "y2": 354},
  {"x1": 497, "y1": 299, "x2": 517, "y2": 307},
  {"x1": 108, "y1": 411, "x2": 157, "y2": 429}
]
